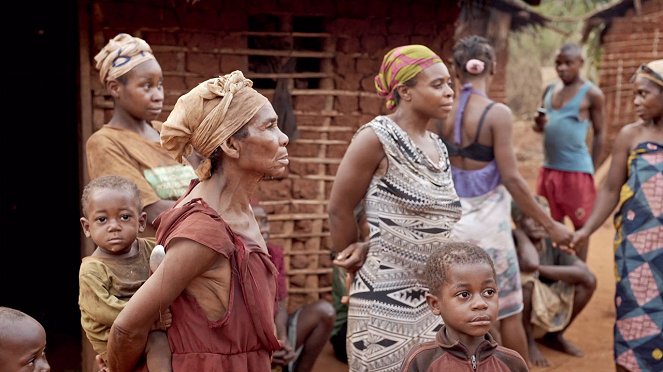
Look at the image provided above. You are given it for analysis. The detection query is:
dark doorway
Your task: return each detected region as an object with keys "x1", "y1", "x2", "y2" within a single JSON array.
[{"x1": 1, "y1": 1, "x2": 82, "y2": 371}]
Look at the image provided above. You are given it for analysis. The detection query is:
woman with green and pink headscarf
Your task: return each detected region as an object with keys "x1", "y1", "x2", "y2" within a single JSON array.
[{"x1": 329, "y1": 45, "x2": 461, "y2": 371}]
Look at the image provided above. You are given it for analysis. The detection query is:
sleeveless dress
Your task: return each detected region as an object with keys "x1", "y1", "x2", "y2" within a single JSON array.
[
  {"x1": 612, "y1": 142, "x2": 663, "y2": 372},
  {"x1": 154, "y1": 180, "x2": 281, "y2": 371},
  {"x1": 445, "y1": 84, "x2": 523, "y2": 320},
  {"x1": 347, "y1": 116, "x2": 462, "y2": 372}
]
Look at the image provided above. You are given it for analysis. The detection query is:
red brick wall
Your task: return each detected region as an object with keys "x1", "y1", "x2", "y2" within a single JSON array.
[
  {"x1": 83, "y1": 0, "x2": 461, "y2": 311},
  {"x1": 597, "y1": 0, "x2": 663, "y2": 160}
]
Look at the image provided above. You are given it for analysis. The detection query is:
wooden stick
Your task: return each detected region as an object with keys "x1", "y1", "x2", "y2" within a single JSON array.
[
  {"x1": 285, "y1": 250, "x2": 332, "y2": 256},
  {"x1": 239, "y1": 31, "x2": 333, "y2": 38},
  {"x1": 268, "y1": 213, "x2": 329, "y2": 221},
  {"x1": 288, "y1": 287, "x2": 332, "y2": 294},
  {"x1": 293, "y1": 110, "x2": 361, "y2": 117},
  {"x1": 287, "y1": 268, "x2": 332, "y2": 275},
  {"x1": 287, "y1": 174, "x2": 336, "y2": 181},
  {"x1": 151, "y1": 45, "x2": 335, "y2": 58},
  {"x1": 260, "y1": 199, "x2": 329, "y2": 206},
  {"x1": 245, "y1": 72, "x2": 331, "y2": 79},
  {"x1": 293, "y1": 139, "x2": 348, "y2": 145},
  {"x1": 297, "y1": 125, "x2": 355, "y2": 132},
  {"x1": 288, "y1": 157, "x2": 342, "y2": 164},
  {"x1": 257, "y1": 88, "x2": 379, "y2": 97},
  {"x1": 271, "y1": 232, "x2": 331, "y2": 239}
]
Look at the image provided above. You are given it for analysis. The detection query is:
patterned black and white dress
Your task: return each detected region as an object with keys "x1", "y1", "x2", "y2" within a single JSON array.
[{"x1": 347, "y1": 116, "x2": 462, "y2": 372}]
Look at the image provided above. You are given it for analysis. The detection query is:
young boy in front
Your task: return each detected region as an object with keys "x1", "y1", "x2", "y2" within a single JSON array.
[
  {"x1": 401, "y1": 242, "x2": 528, "y2": 372},
  {"x1": 78, "y1": 175, "x2": 171, "y2": 371}
]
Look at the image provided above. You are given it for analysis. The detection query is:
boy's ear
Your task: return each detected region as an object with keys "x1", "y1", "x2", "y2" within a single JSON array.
[
  {"x1": 138, "y1": 211, "x2": 147, "y2": 233},
  {"x1": 426, "y1": 293, "x2": 442, "y2": 316},
  {"x1": 80, "y1": 217, "x2": 92, "y2": 238}
]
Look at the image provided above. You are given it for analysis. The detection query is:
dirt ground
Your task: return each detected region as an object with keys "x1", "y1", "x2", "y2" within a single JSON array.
[{"x1": 312, "y1": 120, "x2": 617, "y2": 371}]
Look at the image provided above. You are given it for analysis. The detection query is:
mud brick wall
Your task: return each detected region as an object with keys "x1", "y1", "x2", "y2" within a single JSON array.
[
  {"x1": 596, "y1": 0, "x2": 663, "y2": 161},
  {"x1": 83, "y1": 0, "x2": 460, "y2": 312}
]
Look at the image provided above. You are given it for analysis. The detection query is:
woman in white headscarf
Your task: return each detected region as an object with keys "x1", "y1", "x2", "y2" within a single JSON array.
[{"x1": 107, "y1": 71, "x2": 290, "y2": 372}]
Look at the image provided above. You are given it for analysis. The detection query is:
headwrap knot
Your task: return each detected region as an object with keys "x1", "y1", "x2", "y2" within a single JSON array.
[
  {"x1": 374, "y1": 44, "x2": 442, "y2": 111},
  {"x1": 161, "y1": 71, "x2": 269, "y2": 180},
  {"x1": 94, "y1": 33, "x2": 156, "y2": 84},
  {"x1": 637, "y1": 59, "x2": 663, "y2": 88}
]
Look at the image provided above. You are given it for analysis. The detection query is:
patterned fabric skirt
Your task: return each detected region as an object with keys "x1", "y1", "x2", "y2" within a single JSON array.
[
  {"x1": 612, "y1": 142, "x2": 663, "y2": 372},
  {"x1": 347, "y1": 267, "x2": 441, "y2": 372},
  {"x1": 452, "y1": 185, "x2": 524, "y2": 319}
]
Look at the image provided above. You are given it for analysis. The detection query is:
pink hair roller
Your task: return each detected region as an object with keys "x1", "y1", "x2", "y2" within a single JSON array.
[{"x1": 465, "y1": 59, "x2": 485, "y2": 74}]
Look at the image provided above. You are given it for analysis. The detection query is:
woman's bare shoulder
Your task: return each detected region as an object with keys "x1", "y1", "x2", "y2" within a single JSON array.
[{"x1": 486, "y1": 102, "x2": 514, "y2": 127}]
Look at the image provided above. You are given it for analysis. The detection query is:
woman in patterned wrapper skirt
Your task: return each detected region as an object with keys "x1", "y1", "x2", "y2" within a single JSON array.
[
  {"x1": 573, "y1": 59, "x2": 663, "y2": 372},
  {"x1": 328, "y1": 45, "x2": 462, "y2": 372}
]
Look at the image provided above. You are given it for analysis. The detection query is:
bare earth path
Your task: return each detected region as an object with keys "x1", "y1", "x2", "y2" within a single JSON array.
[{"x1": 313, "y1": 120, "x2": 616, "y2": 372}]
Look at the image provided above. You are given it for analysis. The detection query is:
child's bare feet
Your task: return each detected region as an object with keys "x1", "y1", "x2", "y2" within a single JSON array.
[
  {"x1": 541, "y1": 332, "x2": 584, "y2": 357},
  {"x1": 528, "y1": 341, "x2": 549, "y2": 367}
]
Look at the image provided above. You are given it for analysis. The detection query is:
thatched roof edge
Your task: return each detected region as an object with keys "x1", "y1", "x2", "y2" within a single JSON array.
[
  {"x1": 581, "y1": 0, "x2": 635, "y2": 42},
  {"x1": 492, "y1": 0, "x2": 551, "y2": 30}
]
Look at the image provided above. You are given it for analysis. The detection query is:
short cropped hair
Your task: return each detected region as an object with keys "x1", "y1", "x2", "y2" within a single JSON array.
[
  {"x1": 424, "y1": 241, "x2": 496, "y2": 295},
  {"x1": 0, "y1": 307, "x2": 30, "y2": 339},
  {"x1": 81, "y1": 175, "x2": 142, "y2": 217},
  {"x1": 558, "y1": 42, "x2": 583, "y2": 58}
]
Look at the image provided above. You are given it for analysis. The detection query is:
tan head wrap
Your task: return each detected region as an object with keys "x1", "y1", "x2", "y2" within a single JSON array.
[
  {"x1": 637, "y1": 59, "x2": 663, "y2": 88},
  {"x1": 94, "y1": 33, "x2": 156, "y2": 84},
  {"x1": 161, "y1": 70, "x2": 269, "y2": 180}
]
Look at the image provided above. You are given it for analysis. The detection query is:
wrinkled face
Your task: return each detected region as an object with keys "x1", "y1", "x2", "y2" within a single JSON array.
[
  {"x1": 555, "y1": 52, "x2": 583, "y2": 84},
  {"x1": 80, "y1": 189, "x2": 146, "y2": 254},
  {"x1": 253, "y1": 206, "x2": 270, "y2": 242},
  {"x1": 633, "y1": 77, "x2": 663, "y2": 121},
  {"x1": 406, "y1": 62, "x2": 455, "y2": 119},
  {"x1": 113, "y1": 59, "x2": 164, "y2": 121},
  {"x1": 0, "y1": 318, "x2": 50, "y2": 372},
  {"x1": 428, "y1": 263, "x2": 498, "y2": 340},
  {"x1": 236, "y1": 103, "x2": 289, "y2": 178}
]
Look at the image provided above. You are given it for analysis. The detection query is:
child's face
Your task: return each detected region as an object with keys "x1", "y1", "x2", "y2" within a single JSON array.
[
  {"x1": 427, "y1": 263, "x2": 498, "y2": 340},
  {"x1": 80, "y1": 189, "x2": 146, "y2": 254},
  {"x1": 518, "y1": 215, "x2": 548, "y2": 240},
  {"x1": 0, "y1": 318, "x2": 50, "y2": 372}
]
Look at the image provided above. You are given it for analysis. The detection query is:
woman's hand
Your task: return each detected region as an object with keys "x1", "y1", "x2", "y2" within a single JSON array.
[
  {"x1": 545, "y1": 220, "x2": 573, "y2": 247},
  {"x1": 272, "y1": 342, "x2": 297, "y2": 366},
  {"x1": 533, "y1": 110, "x2": 547, "y2": 133},
  {"x1": 152, "y1": 307, "x2": 172, "y2": 331},
  {"x1": 95, "y1": 355, "x2": 108, "y2": 372},
  {"x1": 571, "y1": 228, "x2": 590, "y2": 251},
  {"x1": 333, "y1": 241, "x2": 369, "y2": 275}
]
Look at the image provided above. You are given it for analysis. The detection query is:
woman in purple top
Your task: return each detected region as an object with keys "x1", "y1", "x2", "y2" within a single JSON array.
[{"x1": 431, "y1": 35, "x2": 573, "y2": 363}]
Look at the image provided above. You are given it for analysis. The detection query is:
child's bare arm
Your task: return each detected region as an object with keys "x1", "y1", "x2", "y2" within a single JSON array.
[
  {"x1": 513, "y1": 229, "x2": 539, "y2": 273},
  {"x1": 538, "y1": 257, "x2": 592, "y2": 285},
  {"x1": 144, "y1": 330, "x2": 172, "y2": 372}
]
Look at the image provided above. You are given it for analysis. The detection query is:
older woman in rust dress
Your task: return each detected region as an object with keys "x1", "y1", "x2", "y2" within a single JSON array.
[{"x1": 106, "y1": 71, "x2": 289, "y2": 371}]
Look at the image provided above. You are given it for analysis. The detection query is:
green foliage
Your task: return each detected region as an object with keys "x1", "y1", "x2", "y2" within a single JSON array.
[{"x1": 505, "y1": 0, "x2": 613, "y2": 117}]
